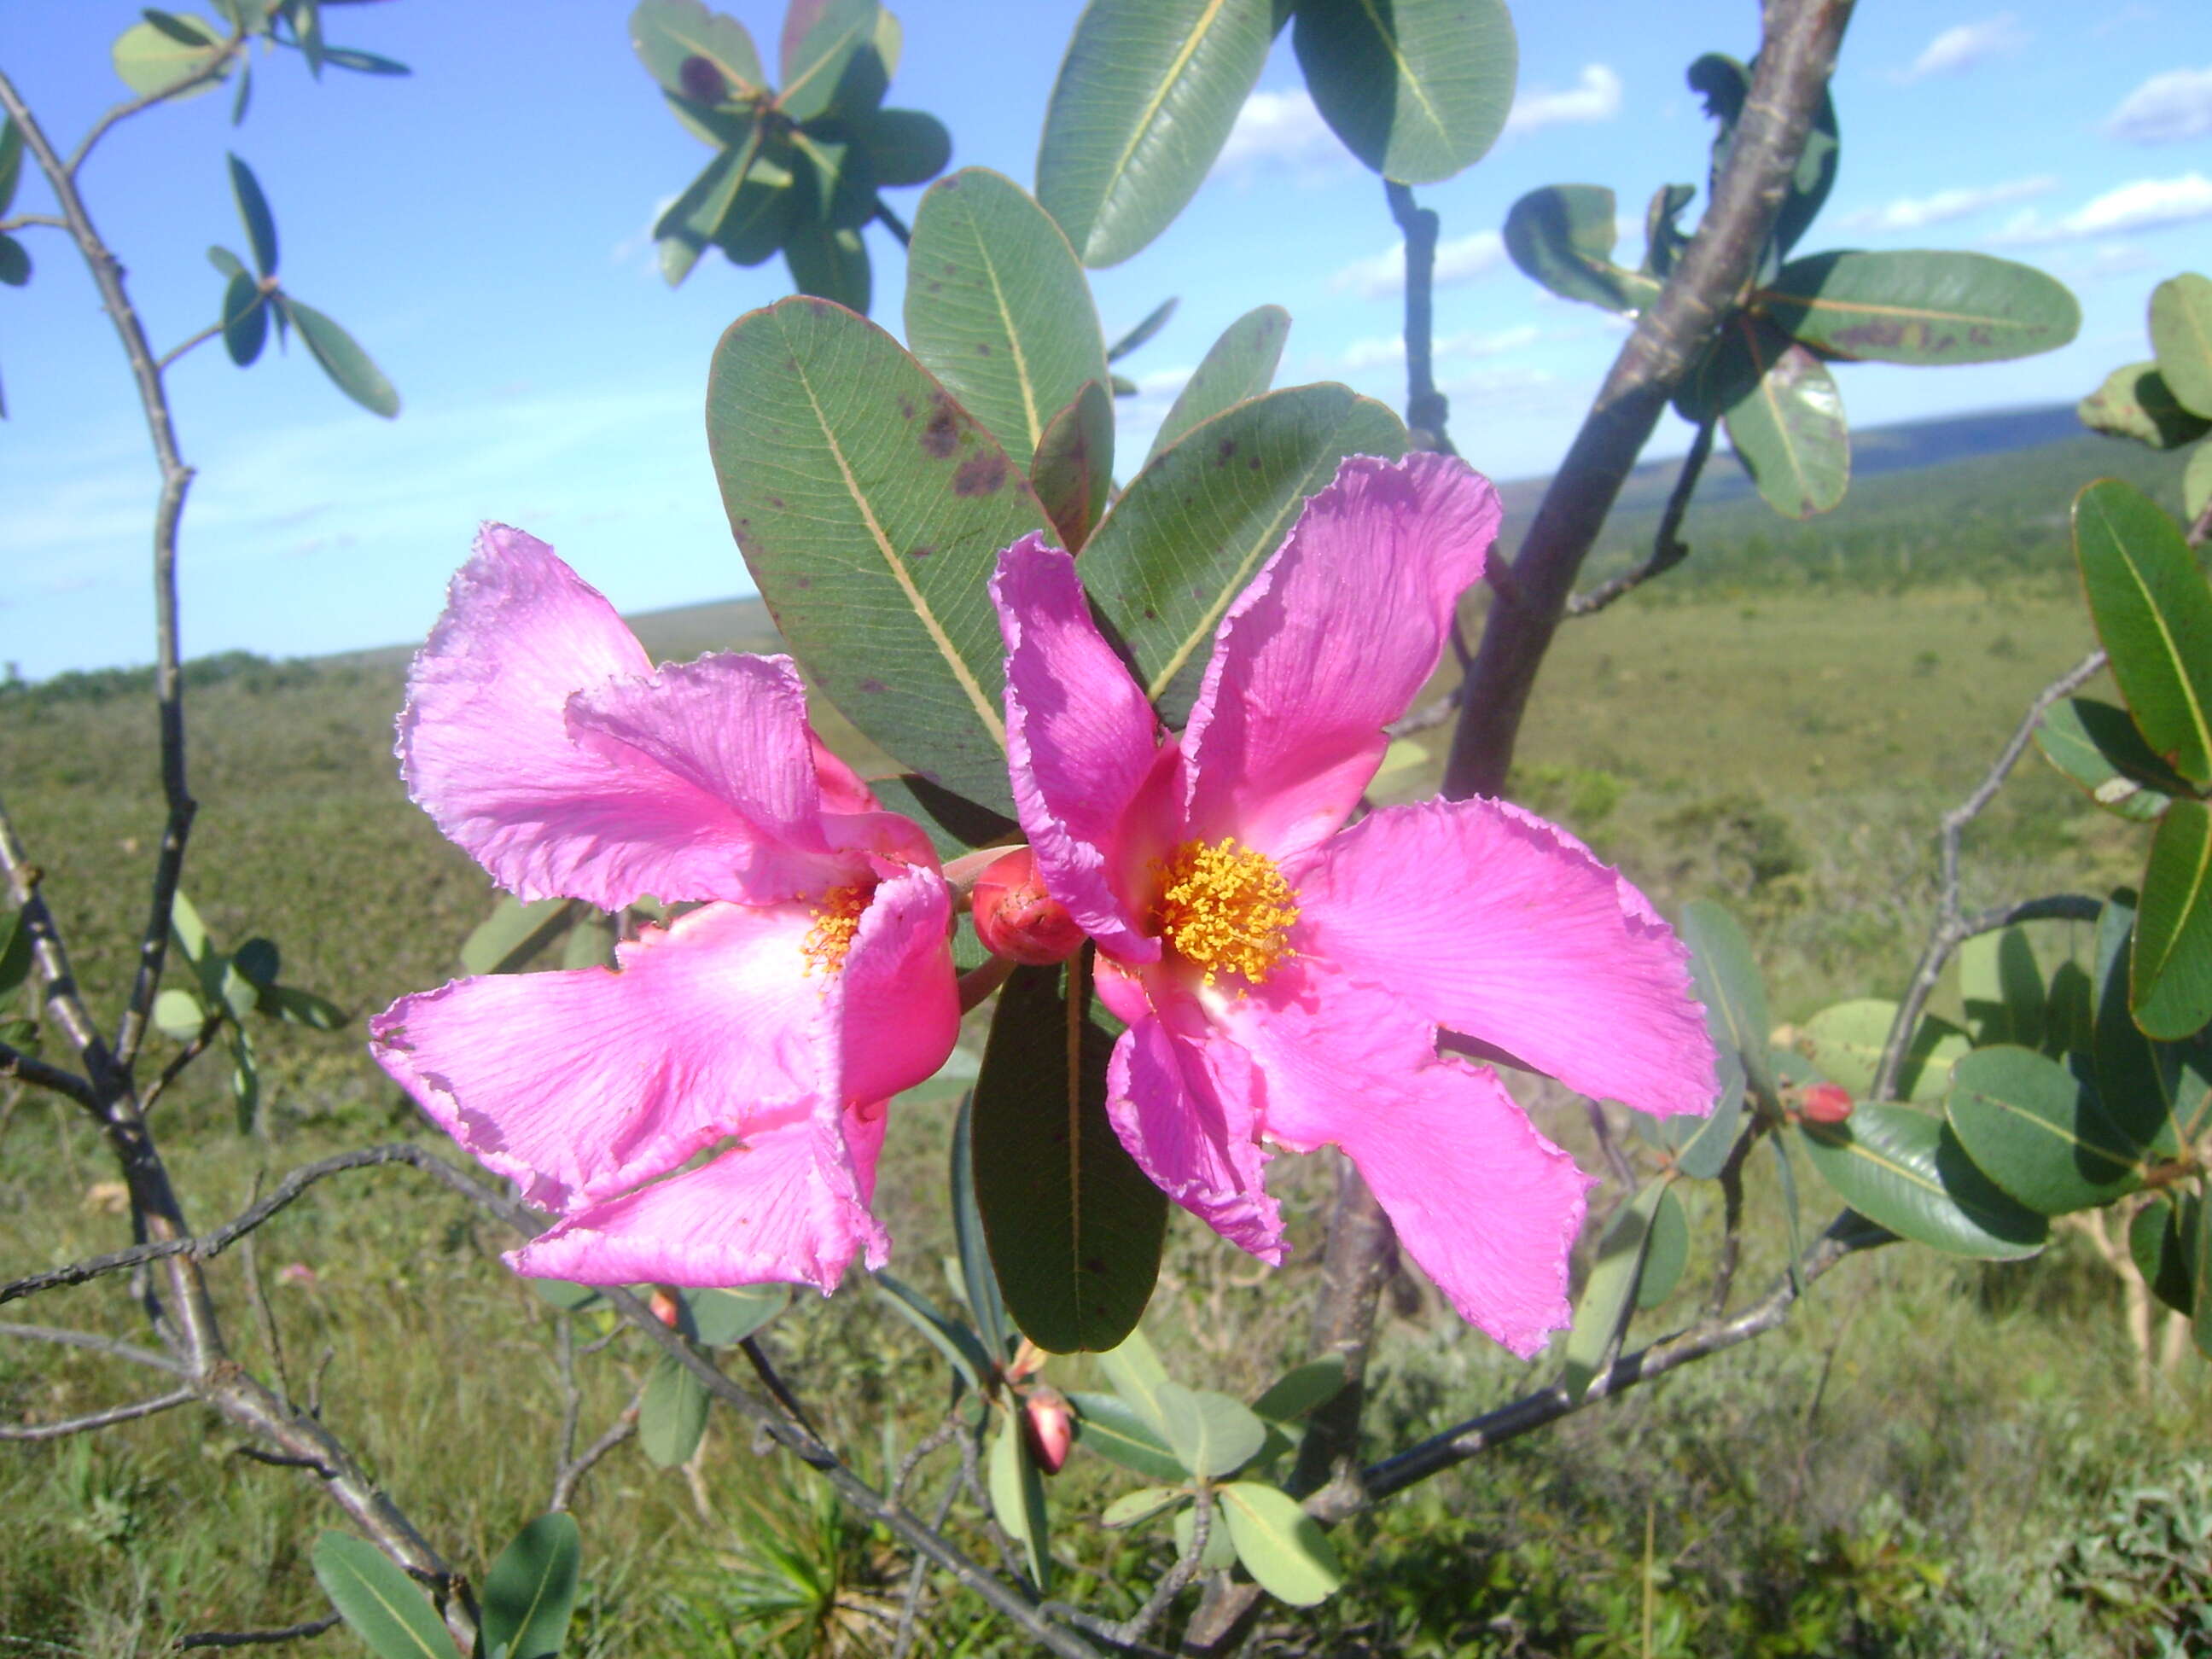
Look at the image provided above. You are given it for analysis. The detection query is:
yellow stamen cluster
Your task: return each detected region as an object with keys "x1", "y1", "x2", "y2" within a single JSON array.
[
  {"x1": 1150, "y1": 837, "x2": 1299, "y2": 986},
  {"x1": 803, "y1": 884, "x2": 870, "y2": 975}
]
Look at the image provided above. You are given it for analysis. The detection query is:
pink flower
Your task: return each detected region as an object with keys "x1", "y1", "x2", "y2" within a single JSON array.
[
  {"x1": 991, "y1": 453, "x2": 1717, "y2": 1355},
  {"x1": 369, "y1": 527, "x2": 959, "y2": 1293}
]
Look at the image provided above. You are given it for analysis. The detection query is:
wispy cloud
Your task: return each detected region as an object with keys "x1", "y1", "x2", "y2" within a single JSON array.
[
  {"x1": 1895, "y1": 14, "x2": 2029, "y2": 82},
  {"x1": 1837, "y1": 175, "x2": 2058, "y2": 232},
  {"x1": 1214, "y1": 88, "x2": 1343, "y2": 183},
  {"x1": 1338, "y1": 325, "x2": 1540, "y2": 373},
  {"x1": 1505, "y1": 65, "x2": 1623, "y2": 136},
  {"x1": 1987, "y1": 172, "x2": 2212, "y2": 244},
  {"x1": 1329, "y1": 230, "x2": 1505, "y2": 300},
  {"x1": 2104, "y1": 64, "x2": 2212, "y2": 144}
]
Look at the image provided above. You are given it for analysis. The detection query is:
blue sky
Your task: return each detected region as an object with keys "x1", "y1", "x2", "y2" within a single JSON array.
[{"x1": 2, "y1": 1, "x2": 2208, "y2": 679}]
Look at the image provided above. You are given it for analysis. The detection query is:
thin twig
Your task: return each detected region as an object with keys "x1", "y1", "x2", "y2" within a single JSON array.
[
  {"x1": 1109, "y1": 1482, "x2": 1213, "y2": 1647},
  {"x1": 176, "y1": 1615, "x2": 341, "y2": 1650},
  {"x1": 1385, "y1": 181, "x2": 1455, "y2": 457},
  {"x1": 889, "y1": 1466, "x2": 963, "y2": 1659},
  {"x1": 1567, "y1": 418, "x2": 1718, "y2": 617},
  {"x1": 1586, "y1": 1099, "x2": 1639, "y2": 1193},
  {"x1": 0, "y1": 1385, "x2": 195, "y2": 1440},
  {"x1": 154, "y1": 322, "x2": 224, "y2": 375},
  {"x1": 871, "y1": 195, "x2": 912, "y2": 247},
  {"x1": 65, "y1": 29, "x2": 247, "y2": 179},
  {"x1": 0, "y1": 1039, "x2": 96, "y2": 1109},
  {"x1": 239, "y1": 1219, "x2": 291, "y2": 1406},
  {"x1": 1702, "y1": 1127, "x2": 1757, "y2": 1322},
  {"x1": 141, "y1": 1014, "x2": 224, "y2": 1114},
  {"x1": 548, "y1": 1392, "x2": 641, "y2": 1512},
  {"x1": 0, "y1": 1320, "x2": 186, "y2": 1374},
  {"x1": 0, "y1": 212, "x2": 67, "y2": 232}
]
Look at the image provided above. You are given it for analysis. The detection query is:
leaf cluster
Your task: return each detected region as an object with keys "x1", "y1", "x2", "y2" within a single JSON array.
[
  {"x1": 2078, "y1": 272, "x2": 2212, "y2": 528},
  {"x1": 314, "y1": 1516, "x2": 581, "y2": 1659}
]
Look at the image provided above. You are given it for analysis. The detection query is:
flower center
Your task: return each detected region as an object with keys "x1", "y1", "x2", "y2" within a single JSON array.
[
  {"x1": 1150, "y1": 837, "x2": 1298, "y2": 986},
  {"x1": 803, "y1": 884, "x2": 870, "y2": 975}
]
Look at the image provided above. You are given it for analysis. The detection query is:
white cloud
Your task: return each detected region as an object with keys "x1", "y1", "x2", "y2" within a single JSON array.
[
  {"x1": 1214, "y1": 88, "x2": 1342, "y2": 182},
  {"x1": 1895, "y1": 14, "x2": 2029, "y2": 82},
  {"x1": 1837, "y1": 175, "x2": 2058, "y2": 232},
  {"x1": 2104, "y1": 65, "x2": 2212, "y2": 143},
  {"x1": 1504, "y1": 65, "x2": 1623, "y2": 136},
  {"x1": 1340, "y1": 335, "x2": 1405, "y2": 371},
  {"x1": 1328, "y1": 230, "x2": 1505, "y2": 300},
  {"x1": 1988, "y1": 172, "x2": 2212, "y2": 244},
  {"x1": 1336, "y1": 324, "x2": 1540, "y2": 373}
]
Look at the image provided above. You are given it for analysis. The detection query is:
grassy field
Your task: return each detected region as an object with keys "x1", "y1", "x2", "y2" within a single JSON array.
[{"x1": 4, "y1": 428, "x2": 2210, "y2": 1656}]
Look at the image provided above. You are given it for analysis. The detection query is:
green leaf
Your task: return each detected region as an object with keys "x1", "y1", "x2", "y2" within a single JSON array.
[
  {"x1": 947, "y1": 1093, "x2": 1014, "y2": 1368},
  {"x1": 480, "y1": 1514, "x2": 580, "y2": 1659},
  {"x1": 1068, "y1": 1389, "x2": 1187, "y2": 1481},
  {"x1": 874, "y1": 1271, "x2": 992, "y2": 1389},
  {"x1": 1034, "y1": 0, "x2": 1277, "y2": 268},
  {"x1": 282, "y1": 296, "x2": 399, "y2": 417},
  {"x1": 1218, "y1": 1481, "x2": 1343, "y2": 1606},
  {"x1": 1102, "y1": 1485, "x2": 1187, "y2": 1528},
  {"x1": 629, "y1": 0, "x2": 766, "y2": 104},
  {"x1": 320, "y1": 46, "x2": 410, "y2": 77},
  {"x1": 1094, "y1": 1326, "x2": 1173, "y2": 1436},
  {"x1": 2130, "y1": 1190, "x2": 2197, "y2": 1315},
  {"x1": 1292, "y1": 0, "x2": 1515, "y2": 185},
  {"x1": 1501, "y1": 185, "x2": 1660, "y2": 314},
  {"x1": 1959, "y1": 926, "x2": 2045, "y2": 1051},
  {"x1": 1720, "y1": 317, "x2": 1849, "y2": 520},
  {"x1": 972, "y1": 961, "x2": 1167, "y2": 1352},
  {"x1": 2037, "y1": 696, "x2": 2189, "y2": 822},
  {"x1": 1175, "y1": 1498, "x2": 1239, "y2": 1570},
  {"x1": 228, "y1": 1026, "x2": 259, "y2": 1134},
  {"x1": 2073, "y1": 478, "x2": 2212, "y2": 789},
  {"x1": 858, "y1": 107, "x2": 951, "y2": 187},
  {"x1": 706, "y1": 297, "x2": 1051, "y2": 811},
  {"x1": 904, "y1": 168, "x2": 1109, "y2": 470},
  {"x1": 2137, "y1": 799, "x2": 2212, "y2": 1040},
  {"x1": 1796, "y1": 999, "x2": 1969, "y2": 1103},
  {"x1": 683, "y1": 1284, "x2": 787, "y2": 1347},
  {"x1": 1563, "y1": 1180, "x2": 1667, "y2": 1398},
  {"x1": 708, "y1": 155, "x2": 797, "y2": 270},
  {"x1": 1686, "y1": 53, "x2": 1835, "y2": 262},
  {"x1": 2190, "y1": 439, "x2": 2212, "y2": 524},
  {"x1": 2151, "y1": 272, "x2": 2212, "y2": 421},
  {"x1": 1249, "y1": 1357, "x2": 1347, "y2": 1424},
  {"x1": 0, "y1": 119, "x2": 23, "y2": 219},
  {"x1": 1636, "y1": 1185, "x2": 1689, "y2": 1309},
  {"x1": 1947, "y1": 1044, "x2": 2166, "y2": 1215},
  {"x1": 1079, "y1": 383, "x2": 1408, "y2": 721},
  {"x1": 1756, "y1": 250, "x2": 2080, "y2": 365},
  {"x1": 1642, "y1": 181, "x2": 1697, "y2": 281},
  {"x1": 208, "y1": 244, "x2": 248, "y2": 281},
  {"x1": 1029, "y1": 381, "x2": 1115, "y2": 553},
  {"x1": 1108, "y1": 295, "x2": 1177, "y2": 363},
  {"x1": 528, "y1": 1279, "x2": 602, "y2": 1313},
  {"x1": 781, "y1": 220, "x2": 871, "y2": 313},
  {"x1": 2195, "y1": 1179, "x2": 2212, "y2": 1360},
  {"x1": 639, "y1": 1351, "x2": 710, "y2": 1467},
  {"x1": 1656, "y1": 1053, "x2": 1744, "y2": 1179},
  {"x1": 112, "y1": 13, "x2": 230, "y2": 98},
  {"x1": 987, "y1": 1413, "x2": 1051, "y2": 1592},
  {"x1": 226, "y1": 152, "x2": 278, "y2": 276},
  {"x1": 1680, "y1": 899, "x2": 1777, "y2": 1111},
  {"x1": 1145, "y1": 303, "x2": 1290, "y2": 463},
  {"x1": 310, "y1": 1533, "x2": 451, "y2": 1659},
  {"x1": 1797, "y1": 1103, "x2": 2047, "y2": 1260},
  {"x1": 0, "y1": 234, "x2": 27, "y2": 290},
  {"x1": 0, "y1": 906, "x2": 31, "y2": 998},
  {"x1": 1152, "y1": 1381, "x2": 1266, "y2": 1480},
  {"x1": 461, "y1": 896, "x2": 574, "y2": 976},
  {"x1": 2092, "y1": 895, "x2": 2212, "y2": 1152},
  {"x1": 558, "y1": 914, "x2": 616, "y2": 970},
  {"x1": 221, "y1": 271, "x2": 268, "y2": 367},
  {"x1": 654, "y1": 130, "x2": 762, "y2": 288},
  {"x1": 154, "y1": 987, "x2": 208, "y2": 1040},
  {"x1": 231, "y1": 936, "x2": 279, "y2": 988},
  {"x1": 777, "y1": 0, "x2": 880, "y2": 123},
  {"x1": 2078, "y1": 362, "x2": 2212, "y2": 451}
]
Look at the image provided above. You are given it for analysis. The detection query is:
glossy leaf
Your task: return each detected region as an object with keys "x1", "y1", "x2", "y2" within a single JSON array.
[
  {"x1": 1502, "y1": 185, "x2": 1658, "y2": 314},
  {"x1": 905, "y1": 168, "x2": 1109, "y2": 470},
  {"x1": 1758, "y1": 250, "x2": 2081, "y2": 365},
  {"x1": 1079, "y1": 383, "x2": 1407, "y2": 721},
  {"x1": 1034, "y1": 0, "x2": 1277, "y2": 268},
  {"x1": 1796, "y1": 999, "x2": 1967, "y2": 1103},
  {"x1": 684, "y1": 1284, "x2": 787, "y2": 1347},
  {"x1": 973, "y1": 962, "x2": 1167, "y2": 1352},
  {"x1": 1145, "y1": 303, "x2": 1290, "y2": 463},
  {"x1": 2074, "y1": 478, "x2": 2212, "y2": 789},
  {"x1": 112, "y1": 13, "x2": 230, "y2": 98},
  {"x1": 639, "y1": 1351, "x2": 711, "y2": 1467},
  {"x1": 1218, "y1": 1481, "x2": 1343, "y2": 1606},
  {"x1": 1798, "y1": 1103, "x2": 2047, "y2": 1259},
  {"x1": 1067, "y1": 1388, "x2": 1187, "y2": 1481},
  {"x1": 1717, "y1": 316, "x2": 1848, "y2": 519},
  {"x1": 283, "y1": 297, "x2": 399, "y2": 417},
  {"x1": 782, "y1": 220, "x2": 870, "y2": 313},
  {"x1": 310, "y1": 1533, "x2": 451, "y2": 1659},
  {"x1": 2151, "y1": 272, "x2": 2212, "y2": 420},
  {"x1": 480, "y1": 1513, "x2": 581, "y2": 1659},
  {"x1": 2037, "y1": 696, "x2": 2188, "y2": 822},
  {"x1": 859, "y1": 107, "x2": 951, "y2": 187},
  {"x1": 226, "y1": 152, "x2": 277, "y2": 276},
  {"x1": 1108, "y1": 295, "x2": 1177, "y2": 362},
  {"x1": 2093, "y1": 896, "x2": 2212, "y2": 1152},
  {"x1": 1291, "y1": 0, "x2": 1514, "y2": 185},
  {"x1": 1680, "y1": 899, "x2": 1777, "y2": 1111},
  {"x1": 1563, "y1": 1179, "x2": 1666, "y2": 1398},
  {"x1": 987, "y1": 1412, "x2": 1051, "y2": 1592},
  {"x1": 949, "y1": 1094, "x2": 1013, "y2": 1366},
  {"x1": 1249, "y1": 1357, "x2": 1347, "y2": 1424},
  {"x1": 2079, "y1": 362, "x2": 2212, "y2": 451},
  {"x1": 2130, "y1": 1190, "x2": 2197, "y2": 1315},
  {"x1": 1959, "y1": 926, "x2": 2045, "y2": 1051},
  {"x1": 1101, "y1": 1485, "x2": 1187, "y2": 1528},
  {"x1": 1029, "y1": 380, "x2": 1115, "y2": 552},
  {"x1": 777, "y1": 0, "x2": 879, "y2": 124},
  {"x1": 1947, "y1": 1044, "x2": 2165, "y2": 1215},
  {"x1": 629, "y1": 0, "x2": 766, "y2": 104},
  {"x1": 874, "y1": 1272, "x2": 991, "y2": 1390},
  {"x1": 221, "y1": 271, "x2": 268, "y2": 367},
  {"x1": 706, "y1": 297, "x2": 1051, "y2": 811},
  {"x1": 1152, "y1": 1381, "x2": 1266, "y2": 1480},
  {"x1": 461, "y1": 895, "x2": 574, "y2": 976},
  {"x1": 2137, "y1": 799, "x2": 2212, "y2": 1040},
  {"x1": 654, "y1": 130, "x2": 761, "y2": 288}
]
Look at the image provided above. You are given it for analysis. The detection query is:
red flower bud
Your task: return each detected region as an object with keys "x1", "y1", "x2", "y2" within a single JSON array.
[
  {"x1": 649, "y1": 1287, "x2": 683, "y2": 1327},
  {"x1": 971, "y1": 848, "x2": 1085, "y2": 966},
  {"x1": 1799, "y1": 1083, "x2": 1854, "y2": 1125},
  {"x1": 1022, "y1": 1386, "x2": 1074, "y2": 1476}
]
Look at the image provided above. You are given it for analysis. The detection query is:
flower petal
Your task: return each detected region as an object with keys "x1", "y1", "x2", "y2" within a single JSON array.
[
  {"x1": 835, "y1": 864, "x2": 962, "y2": 1113},
  {"x1": 1183, "y1": 453, "x2": 1500, "y2": 869},
  {"x1": 370, "y1": 900, "x2": 830, "y2": 1213},
  {"x1": 993, "y1": 534, "x2": 1167, "y2": 963},
  {"x1": 1225, "y1": 958, "x2": 1592, "y2": 1357},
  {"x1": 1103, "y1": 969, "x2": 1284, "y2": 1262},
  {"x1": 401, "y1": 526, "x2": 854, "y2": 909},
  {"x1": 1296, "y1": 799, "x2": 1718, "y2": 1119},
  {"x1": 509, "y1": 1102, "x2": 889, "y2": 1292}
]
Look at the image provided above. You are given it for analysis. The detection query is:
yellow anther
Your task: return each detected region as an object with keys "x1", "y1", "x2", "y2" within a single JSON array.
[
  {"x1": 1150, "y1": 837, "x2": 1299, "y2": 987},
  {"x1": 802, "y1": 884, "x2": 870, "y2": 975}
]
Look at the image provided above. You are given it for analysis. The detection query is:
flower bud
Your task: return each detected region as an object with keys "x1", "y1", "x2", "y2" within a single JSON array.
[
  {"x1": 649, "y1": 1286, "x2": 683, "y2": 1328},
  {"x1": 1022, "y1": 1385, "x2": 1074, "y2": 1476},
  {"x1": 1798, "y1": 1083, "x2": 1854, "y2": 1125},
  {"x1": 970, "y1": 848, "x2": 1085, "y2": 966}
]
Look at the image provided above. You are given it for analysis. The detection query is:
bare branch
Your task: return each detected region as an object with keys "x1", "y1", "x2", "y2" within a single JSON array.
[
  {"x1": 1386, "y1": 181, "x2": 1456, "y2": 457},
  {"x1": 548, "y1": 1394, "x2": 638, "y2": 1512},
  {"x1": 0, "y1": 1320, "x2": 185, "y2": 1374},
  {"x1": 142, "y1": 1013, "x2": 224, "y2": 1115},
  {"x1": 0, "y1": 1039, "x2": 96, "y2": 1109},
  {"x1": 154, "y1": 322, "x2": 226, "y2": 375},
  {"x1": 65, "y1": 28, "x2": 247, "y2": 178},
  {"x1": 1567, "y1": 418, "x2": 1718, "y2": 617},
  {"x1": 176, "y1": 1615, "x2": 341, "y2": 1650},
  {"x1": 0, "y1": 212, "x2": 67, "y2": 232},
  {"x1": 0, "y1": 1385, "x2": 195, "y2": 1440},
  {"x1": 1109, "y1": 1482, "x2": 1213, "y2": 1647}
]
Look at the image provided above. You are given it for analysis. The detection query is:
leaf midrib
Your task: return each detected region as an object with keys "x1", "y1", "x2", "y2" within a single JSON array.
[{"x1": 1093, "y1": 0, "x2": 1232, "y2": 237}]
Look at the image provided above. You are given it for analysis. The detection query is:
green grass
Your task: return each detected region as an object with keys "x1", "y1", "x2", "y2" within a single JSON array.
[{"x1": 5, "y1": 515, "x2": 2210, "y2": 1653}]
